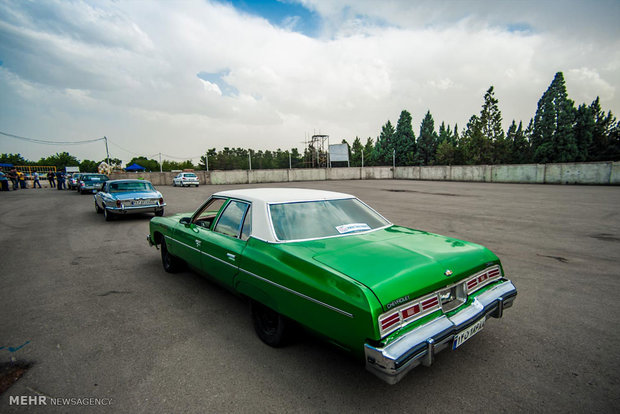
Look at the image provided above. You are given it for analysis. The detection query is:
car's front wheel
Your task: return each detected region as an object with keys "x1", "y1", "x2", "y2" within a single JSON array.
[
  {"x1": 160, "y1": 239, "x2": 182, "y2": 273},
  {"x1": 251, "y1": 301, "x2": 288, "y2": 347},
  {"x1": 95, "y1": 200, "x2": 103, "y2": 214}
]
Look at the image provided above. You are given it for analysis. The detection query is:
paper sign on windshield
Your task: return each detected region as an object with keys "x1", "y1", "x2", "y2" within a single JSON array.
[{"x1": 336, "y1": 223, "x2": 371, "y2": 234}]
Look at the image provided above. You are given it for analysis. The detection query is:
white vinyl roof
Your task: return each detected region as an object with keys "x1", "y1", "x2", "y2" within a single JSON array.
[
  {"x1": 211, "y1": 188, "x2": 356, "y2": 243},
  {"x1": 213, "y1": 188, "x2": 354, "y2": 204}
]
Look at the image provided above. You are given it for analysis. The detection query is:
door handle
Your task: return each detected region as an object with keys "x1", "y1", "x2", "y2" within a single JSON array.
[
  {"x1": 195, "y1": 240, "x2": 201, "y2": 247},
  {"x1": 226, "y1": 253, "x2": 236, "y2": 261}
]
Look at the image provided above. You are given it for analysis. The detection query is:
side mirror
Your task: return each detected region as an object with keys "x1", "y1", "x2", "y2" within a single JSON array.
[{"x1": 180, "y1": 217, "x2": 191, "y2": 225}]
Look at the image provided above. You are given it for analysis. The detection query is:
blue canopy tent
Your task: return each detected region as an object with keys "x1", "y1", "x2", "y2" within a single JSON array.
[{"x1": 125, "y1": 163, "x2": 146, "y2": 172}]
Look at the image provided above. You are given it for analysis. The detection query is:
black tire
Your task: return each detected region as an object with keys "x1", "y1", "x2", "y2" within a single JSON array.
[
  {"x1": 251, "y1": 301, "x2": 288, "y2": 347},
  {"x1": 161, "y1": 239, "x2": 182, "y2": 273},
  {"x1": 104, "y1": 207, "x2": 113, "y2": 221},
  {"x1": 155, "y1": 208, "x2": 164, "y2": 217},
  {"x1": 95, "y1": 200, "x2": 103, "y2": 214}
]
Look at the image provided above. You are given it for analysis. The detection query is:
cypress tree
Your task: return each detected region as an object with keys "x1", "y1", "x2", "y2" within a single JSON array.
[
  {"x1": 394, "y1": 110, "x2": 416, "y2": 165},
  {"x1": 462, "y1": 87, "x2": 504, "y2": 164},
  {"x1": 574, "y1": 103, "x2": 594, "y2": 162},
  {"x1": 589, "y1": 97, "x2": 618, "y2": 161},
  {"x1": 532, "y1": 72, "x2": 577, "y2": 163},
  {"x1": 415, "y1": 111, "x2": 438, "y2": 165},
  {"x1": 376, "y1": 120, "x2": 395, "y2": 165}
]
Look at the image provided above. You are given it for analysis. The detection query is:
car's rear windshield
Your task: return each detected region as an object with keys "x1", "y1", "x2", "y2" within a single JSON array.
[
  {"x1": 109, "y1": 181, "x2": 155, "y2": 192},
  {"x1": 184, "y1": 173, "x2": 197, "y2": 177},
  {"x1": 269, "y1": 198, "x2": 389, "y2": 241},
  {"x1": 83, "y1": 174, "x2": 108, "y2": 181}
]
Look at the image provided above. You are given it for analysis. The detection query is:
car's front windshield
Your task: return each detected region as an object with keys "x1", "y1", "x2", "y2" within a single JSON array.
[
  {"x1": 109, "y1": 181, "x2": 155, "y2": 192},
  {"x1": 269, "y1": 198, "x2": 390, "y2": 241}
]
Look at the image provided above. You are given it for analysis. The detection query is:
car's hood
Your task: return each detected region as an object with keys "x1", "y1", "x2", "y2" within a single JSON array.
[
  {"x1": 310, "y1": 226, "x2": 499, "y2": 310},
  {"x1": 114, "y1": 191, "x2": 161, "y2": 200}
]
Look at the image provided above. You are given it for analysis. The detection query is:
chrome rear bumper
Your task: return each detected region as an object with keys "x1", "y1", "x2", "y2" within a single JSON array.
[{"x1": 364, "y1": 280, "x2": 517, "y2": 384}]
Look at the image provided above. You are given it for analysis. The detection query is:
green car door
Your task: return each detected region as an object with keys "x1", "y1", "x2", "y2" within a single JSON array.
[{"x1": 198, "y1": 199, "x2": 251, "y2": 287}]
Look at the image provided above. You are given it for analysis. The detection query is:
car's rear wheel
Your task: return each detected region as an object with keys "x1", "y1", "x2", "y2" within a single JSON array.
[
  {"x1": 251, "y1": 301, "x2": 288, "y2": 347},
  {"x1": 155, "y1": 208, "x2": 164, "y2": 217},
  {"x1": 161, "y1": 239, "x2": 182, "y2": 273},
  {"x1": 104, "y1": 207, "x2": 113, "y2": 221}
]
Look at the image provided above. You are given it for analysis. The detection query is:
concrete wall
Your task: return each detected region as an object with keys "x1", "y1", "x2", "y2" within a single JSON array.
[{"x1": 110, "y1": 161, "x2": 620, "y2": 186}]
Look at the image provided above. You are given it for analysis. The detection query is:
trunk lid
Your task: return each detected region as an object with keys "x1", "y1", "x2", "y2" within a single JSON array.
[{"x1": 310, "y1": 226, "x2": 498, "y2": 310}]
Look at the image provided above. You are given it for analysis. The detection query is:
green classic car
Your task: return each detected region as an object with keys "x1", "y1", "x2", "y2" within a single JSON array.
[{"x1": 147, "y1": 188, "x2": 517, "y2": 384}]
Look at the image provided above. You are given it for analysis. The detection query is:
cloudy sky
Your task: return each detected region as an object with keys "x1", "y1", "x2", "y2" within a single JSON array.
[{"x1": 1, "y1": 0, "x2": 619, "y2": 164}]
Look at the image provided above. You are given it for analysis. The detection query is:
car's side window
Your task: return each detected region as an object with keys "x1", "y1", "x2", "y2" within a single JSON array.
[
  {"x1": 214, "y1": 200, "x2": 249, "y2": 238},
  {"x1": 240, "y1": 206, "x2": 252, "y2": 241},
  {"x1": 193, "y1": 198, "x2": 226, "y2": 229}
]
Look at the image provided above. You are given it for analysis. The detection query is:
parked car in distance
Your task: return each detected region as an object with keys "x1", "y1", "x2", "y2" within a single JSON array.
[
  {"x1": 67, "y1": 173, "x2": 83, "y2": 190},
  {"x1": 147, "y1": 188, "x2": 517, "y2": 384},
  {"x1": 78, "y1": 173, "x2": 109, "y2": 194},
  {"x1": 95, "y1": 179, "x2": 165, "y2": 221},
  {"x1": 172, "y1": 172, "x2": 199, "y2": 187}
]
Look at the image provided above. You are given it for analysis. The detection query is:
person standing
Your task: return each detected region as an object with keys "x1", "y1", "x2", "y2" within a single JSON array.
[
  {"x1": 18, "y1": 171, "x2": 27, "y2": 189},
  {"x1": 8, "y1": 168, "x2": 18, "y2": 190},
  {"x1": 47, "y1": 171, "x2": 56, "y2": 188},
  {"x1": 32, "y1": 171, "x2": 42, "y2": 188},
  {"x1": 55, "y1": 171, "x2": 64, "y2": 190}
]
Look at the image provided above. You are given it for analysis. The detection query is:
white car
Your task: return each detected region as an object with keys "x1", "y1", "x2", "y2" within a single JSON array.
[{"x1": 172, "y1": 172, "x2": 199, "y2": 187}]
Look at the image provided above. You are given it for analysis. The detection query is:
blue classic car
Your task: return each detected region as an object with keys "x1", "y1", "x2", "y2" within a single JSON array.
[
  {"x1": 94, "y1": 179, "x2": 165, "y2": 221},
  {"x1": 78, "y1": 173, "x2": 109, "y2": 194}
]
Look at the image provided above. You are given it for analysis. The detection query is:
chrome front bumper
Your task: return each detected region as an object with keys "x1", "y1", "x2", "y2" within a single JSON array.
[{"x1": 364, "y1": 280, "x2": 517, "y2": 385}]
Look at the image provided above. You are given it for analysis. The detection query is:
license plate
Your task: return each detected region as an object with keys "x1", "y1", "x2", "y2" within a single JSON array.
[{"x1": 453, "y1": 318, "x2": 485, "y2": 350}]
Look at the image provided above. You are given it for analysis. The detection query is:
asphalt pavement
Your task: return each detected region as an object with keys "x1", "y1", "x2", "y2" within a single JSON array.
[{"x1": 1, "y1": 179, "x2": 619, "y2": 413}]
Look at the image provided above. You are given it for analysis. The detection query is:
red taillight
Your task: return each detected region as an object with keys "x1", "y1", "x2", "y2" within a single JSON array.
[
  {"x1": 466, "y1": 266, "x2": 502, "y2": 294},
  {"x1": 159, "y1": 197, "x2": 164, "y2": 204},
  {"x1": 116, "y1": 200, "x2": 121, "y2": 207},
  {"x1": 380, "y1": 313, "x2": 401, "y2": 331},
  {"x1": 421, "y1": 296, "x2": 439, "y2": 310}
]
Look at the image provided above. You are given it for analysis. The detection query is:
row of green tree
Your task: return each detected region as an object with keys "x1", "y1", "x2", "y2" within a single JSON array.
[
  {"x1": 3, "y1": 72, "x2": 618, "y2": 171},
  {"x1": 348, "y1": 72, "x2": 619, "y2": 167},
  {"x1": 0, "y1": 152, "x2": 122, "y2": 172}
]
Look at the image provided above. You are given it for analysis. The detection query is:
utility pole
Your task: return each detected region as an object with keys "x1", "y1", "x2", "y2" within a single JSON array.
[
  {"x1": 289, "y1": 151, "x2": 292, "y2": 169},
  {"x1": 104, "y1": 136, "x2": 110, "y2": 165},
  {"x1": 361, "y1": 148, "x2": 364, "y2": 168},
  {"x1": 159, "y1": 153, "x2": 162, "y2": 173},
  {"x1": 393, "y1": 149, "x2": 396, "y2": 169},
  {"x1": 205, "y1": 152, "x2": 209, "y2": 171},
  {"x1": 248, "y1": 150, "x2": 252, "y2": 171}
]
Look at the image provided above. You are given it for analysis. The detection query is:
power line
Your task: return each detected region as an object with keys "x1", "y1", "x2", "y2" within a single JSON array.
[
  {"x1": 161, "y1": 152, "x2": 201, "y2": 161},
  {"x1": 0, "y1": 130, "x2": 105, "y2": 145},
  {"x1": 106, "y1": 140, "x2": 144, "y2": 157},
  {"x1": 2, "y1": 130, "x2": 202, "y2": 162}
]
